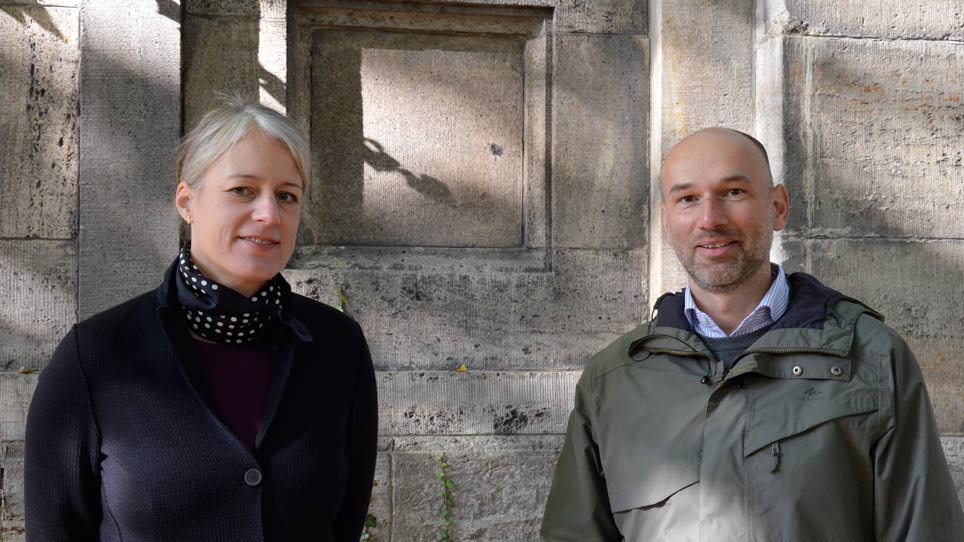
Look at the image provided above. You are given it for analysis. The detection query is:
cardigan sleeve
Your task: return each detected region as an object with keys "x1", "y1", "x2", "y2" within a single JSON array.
[
  {"x1": 25, "y1": 326, "x2": 103, "y2": 541},
  {"x1": 330, "y1": 322, "x2": 378, "y2": 542}
]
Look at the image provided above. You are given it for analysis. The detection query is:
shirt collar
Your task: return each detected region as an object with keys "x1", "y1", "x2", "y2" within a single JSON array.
[{"x1": 684, "y1": 263, "x2": 789, "y2": 338}]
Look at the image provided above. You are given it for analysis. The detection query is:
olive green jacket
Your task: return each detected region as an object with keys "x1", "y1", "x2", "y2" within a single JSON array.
[{"x1": 542, "y1": 273, "x2": 964, "y2": 542}]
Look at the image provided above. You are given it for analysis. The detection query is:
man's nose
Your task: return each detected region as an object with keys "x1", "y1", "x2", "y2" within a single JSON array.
[
  {"x1": 698, "y1": 197, "x2": 728, "y2": 229},
  {"x1": 252, "y1": 195, "x2": 281, "y2": 225}
]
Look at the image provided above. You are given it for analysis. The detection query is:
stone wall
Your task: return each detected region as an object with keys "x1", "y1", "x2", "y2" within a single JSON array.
[{"x1": 0, "y1": 0, "x2": 961, "y2": 540}]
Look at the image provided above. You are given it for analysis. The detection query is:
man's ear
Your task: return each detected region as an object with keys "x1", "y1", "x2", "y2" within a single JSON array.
[
  {"x1": 175, "y1": 182, "x2": 194, "y2": 222},
  {"x1": 771, "y1": 183, "x2": 790, "y2": 231}
]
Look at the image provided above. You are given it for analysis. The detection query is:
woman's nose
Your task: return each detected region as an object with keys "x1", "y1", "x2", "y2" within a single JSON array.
[{"x1": 252, "y1": 195, "x2": 281, "y2": 224}]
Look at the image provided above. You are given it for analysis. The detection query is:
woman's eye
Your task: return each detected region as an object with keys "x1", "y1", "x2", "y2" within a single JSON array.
[
  {"x1": 277, "y1": 192, "x2": 299, "y2": 203},
  {"x1": 230, "y1": 187, "x2": 251, "y2": 196}
]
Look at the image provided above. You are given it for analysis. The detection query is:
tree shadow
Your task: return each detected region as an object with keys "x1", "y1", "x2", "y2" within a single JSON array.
[{"x1": 1, "y1": 2, "x2": 64, "y2": 40}]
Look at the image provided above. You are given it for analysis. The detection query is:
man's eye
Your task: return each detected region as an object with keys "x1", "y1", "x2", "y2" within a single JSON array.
[
  {"x1": 679, "y1": 195, "x2": 696, "y2": 204},
  {"x1": 727, "y1": 189, "x2": 745, "y2": 197}
]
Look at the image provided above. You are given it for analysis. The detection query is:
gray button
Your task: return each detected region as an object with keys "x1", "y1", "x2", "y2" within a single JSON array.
[
  {"x1": 792, "y1": 366, "x2": 803, "y2": 377},
  {"x1": 244, "y1": 468, "x2": 262, "y2": 487},
  {"x1": 830, "y1": 366, "x2": 843, "y2": 377}
]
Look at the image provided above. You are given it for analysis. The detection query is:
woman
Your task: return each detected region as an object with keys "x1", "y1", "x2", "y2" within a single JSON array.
[{"x1": 24, "y1": 99, "x2": 377, "y2": 541}]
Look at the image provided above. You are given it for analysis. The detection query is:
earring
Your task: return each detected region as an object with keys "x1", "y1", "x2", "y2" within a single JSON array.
[{"x1": 186, "y1": 215, "x2": 193, "y2": 225}]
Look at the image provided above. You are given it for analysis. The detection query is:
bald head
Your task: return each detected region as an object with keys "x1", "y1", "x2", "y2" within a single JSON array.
[{"x1": 660, "y1": 128, "x2": 773, "y2": 201}]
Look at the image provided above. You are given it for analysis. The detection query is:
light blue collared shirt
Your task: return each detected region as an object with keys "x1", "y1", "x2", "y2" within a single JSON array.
[{"x1": 684, "y1": 264, "x2": 790, "y2": 338}]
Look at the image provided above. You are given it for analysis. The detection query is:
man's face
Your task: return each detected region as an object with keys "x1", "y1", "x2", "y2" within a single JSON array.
[{"x1": 660, "y1": 130, "x2": 788, "y2": 293}]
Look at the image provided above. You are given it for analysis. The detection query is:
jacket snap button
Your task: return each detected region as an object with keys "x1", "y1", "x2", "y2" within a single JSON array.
[
  {"x1": 792, "y1": 366, "x2": 803, "y2": 377},
  {"x1": 244, "y1": 468, "x2": 262, "y2": 487},
  {"x1": 830, "y1": 366, "x2": 843, "y2": 377}
]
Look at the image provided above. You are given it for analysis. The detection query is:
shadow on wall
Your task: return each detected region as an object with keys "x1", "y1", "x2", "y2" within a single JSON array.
[
  {"x1": 0, "y1": 1, "x2": 64, "y2": 40},
  {"x1": 780, "y1": 47, "x2": 964, "y2": 432}
]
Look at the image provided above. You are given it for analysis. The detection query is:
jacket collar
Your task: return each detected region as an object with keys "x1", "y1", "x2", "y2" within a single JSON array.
[
  {"x1": 155, "y1": 260, "x2": 314, "y2": 343},
  {"x1": 634, "y1": 271, "x2": 883, "y2": 358}
]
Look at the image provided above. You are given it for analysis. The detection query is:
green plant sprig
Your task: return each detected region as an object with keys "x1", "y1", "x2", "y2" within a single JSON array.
[{"x1": 436, "y1": 454, "x2": 456, "y2": 541}]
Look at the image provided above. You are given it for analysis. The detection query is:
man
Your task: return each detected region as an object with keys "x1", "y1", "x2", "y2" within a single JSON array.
[{"x1": 541, "y1": 128, "x2": 964, "y2": 541}]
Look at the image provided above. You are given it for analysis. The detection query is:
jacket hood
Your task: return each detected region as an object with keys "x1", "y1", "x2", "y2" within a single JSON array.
[{"x1": 633, "y1": 272, "x2": 884, "y2": 360}]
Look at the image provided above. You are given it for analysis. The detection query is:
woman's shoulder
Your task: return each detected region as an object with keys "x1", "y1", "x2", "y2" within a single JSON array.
[{"x1": 76, "y1": 289, "x2": 161, "y2": 336}]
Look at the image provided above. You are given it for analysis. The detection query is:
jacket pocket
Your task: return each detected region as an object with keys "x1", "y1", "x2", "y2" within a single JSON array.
[
  {"x1": 608, "y1": 468, "x2": 699, "y2": 512},
  {"x1": 743, "y1": 379, "x2": 878, "y2": 457}
]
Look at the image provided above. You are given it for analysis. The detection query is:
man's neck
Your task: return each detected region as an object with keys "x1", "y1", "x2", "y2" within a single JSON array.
[{"x1": 688, "y1": 265, "x2": 775, "y2": 335}]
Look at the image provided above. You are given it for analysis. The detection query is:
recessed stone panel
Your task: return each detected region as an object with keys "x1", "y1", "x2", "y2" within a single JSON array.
[
  {"x1": 555, "y1": 34, "x2": 649, "y2": 250},
  {"x1": 767, "y1": 0, "x2": 964, "y2": 41},
  {"x1": 287, "y1": 248, "x2": 647, "y2": 370},
  {"x1": 782, "y1": 238, "x2": 964, "y2": 434},
  {"x1": 0, "y1": 6, "x2": 78, "y2": 239},
  {"x1": 783, "y1": 37, "x2": 964, "y2": 238},
  {"x1": 0, "y1": 241, "x2": 76, "y2": 371},
  {"x1": 306, "y1": 29, "x2": 526, "y2": 248}
]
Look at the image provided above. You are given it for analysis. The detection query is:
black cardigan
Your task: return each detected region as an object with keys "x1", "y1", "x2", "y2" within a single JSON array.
[{"x1": 24, "y1": 265, "x2": 377, "y2": 541}]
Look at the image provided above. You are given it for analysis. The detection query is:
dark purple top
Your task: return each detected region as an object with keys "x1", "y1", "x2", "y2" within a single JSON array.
[{"x1": 194, "y1": 340, "x2": 272, "y2": 450}]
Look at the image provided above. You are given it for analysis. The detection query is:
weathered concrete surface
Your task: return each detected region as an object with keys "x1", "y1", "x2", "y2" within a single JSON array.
[
  {"x1": 1, "y1": 442, "x2": 24, "y2": 542},
  {"x1": 0, "y1": 374, "x2": 37, "y2": 446},
  {"x1": 782, "y1": 37, "x2": 964, "y2": 239},
  {"x1": 78, "y1": 0, "x2": 181, "y2": 317},
  {"x1": 555, "y1": 0, "x2": 647, "y2": 35},
  {"x1": 943, "y1": 437, "x2": 964, "y2": 506},
  {"x1": 764, "y1": 0, "x2": 964, "y2": 41},
  {"x1": 555, "y1": 33, "x2": 649, "y2": 250},
  {"x1": 0, "y1": 241, "x2": 76, "y2": 371},
  {"x1": 307, "y1": 29, "x2": 526, "y2": 248},
  {"x1": 378, "y1": 371, "x2": 578, "y2": 435},
  {"x1": 783, "y1": 238, "x2": 964, "y2": 434},
  {"x1": 648, "y1": 0, "x2": 756, "y2": 303},
  {"x1": 183, "y1": 15, "x2": 261, "y2": 128},
  {"x1": 0, "y1": 6, "x2": 78, "y2": 239},
  {"x1": 389, "y1": 436, "x2": 561, "y2": 542},
  {"x1": 287, "y1": 248, "x2": 647, "y2": 370}
]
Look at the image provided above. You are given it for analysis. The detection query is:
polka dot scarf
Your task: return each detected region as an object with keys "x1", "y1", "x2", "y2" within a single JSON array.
[{"x1": 175, "y1": 246, "x2": 287, "y2": 346}]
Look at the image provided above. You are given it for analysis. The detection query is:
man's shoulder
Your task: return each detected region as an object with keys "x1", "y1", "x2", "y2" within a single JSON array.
[{"x1": 583, "y1": 320, "x2": 657, "y2": 380}]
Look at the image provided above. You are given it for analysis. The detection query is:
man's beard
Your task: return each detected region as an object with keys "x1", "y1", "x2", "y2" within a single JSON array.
[{"x1": 672, "y1": 226, "x2": 773, "y2": 293}]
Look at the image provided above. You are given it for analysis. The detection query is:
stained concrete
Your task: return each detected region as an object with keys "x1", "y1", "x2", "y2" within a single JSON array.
[
  {"x1": 0, "y1": 6, "x2": 78, "y2": 239},
  {"x1": 0, "y1": 241, "x2": 76, "y2": 371},
  {"x1": 287, "y1": 249, "x2": 648, "y2": 370},
  {"x1": 1, "y1": 442, "x2": 24, "y2": 541}
]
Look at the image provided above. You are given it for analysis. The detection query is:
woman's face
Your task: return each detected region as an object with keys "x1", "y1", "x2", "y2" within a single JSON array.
[{"x1": 176, "y1": 131, "x2": 304, "y2": 297}]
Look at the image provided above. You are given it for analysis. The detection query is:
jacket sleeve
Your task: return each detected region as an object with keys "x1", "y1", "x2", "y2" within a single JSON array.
[
  {"x1": 331, "y1": 322, "x2": 378, "y2": 542},
  {"x1": 873, "y1": 333, "x2": 964, "y2": 541},
  {"x1": 24, "y1": 326, "x2": 102, "y2": 541},
  {"x1": 541, "y1": 368, "x2": 621, "y2": 542}
]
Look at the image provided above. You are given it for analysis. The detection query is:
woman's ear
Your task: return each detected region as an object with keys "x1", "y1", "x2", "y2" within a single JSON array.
[{"x1": 175, "y1": 182, "x2": 193, "y2": 222}]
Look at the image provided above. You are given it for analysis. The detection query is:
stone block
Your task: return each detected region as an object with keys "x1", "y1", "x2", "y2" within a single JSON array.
[
  {"x1": 390, "y1": 436, "x2": 561, "y2": 542},
  {"x1": 766, "y1": 0, "x2": 964, "y2": 41},
  {"x1": 0, "y1": 240, "x2": 76, "y2": 371},
  {"x1": 943, "y1": 437, "x2": 964, "y2": 506},
  {"x1": 377, "y1": 371, "x2": 579, "y2": 436},
  {"x1": 79, "y1": 1, "x2": 180, "y2": 317},
  {"x1": 782, "y1": 37, "x2": 964, "y2": 238},
  {"x1": 1, "y1": 442, "x2": 24, "y2": 542},
  {"x1": 554, "y1": 34, "x2": 649, "y2": 250},
  {"x1": 287, "y1": 248, "x2": 647, "y2": 370},
  {"x1": 364, "y1": 451, "x2": 391, "y2": 542},
  {"x1": 305, "y1": 28, "x2": 526, "y2": 248},
  {"x1": 782, "y1": 238, "x2": 964, "y2": 433},
  {"x1": 182, "y1": 0, "x2": 285, "y2": 19},
  {"x1": 556, "y1": 0, "x2": 647, "y2": 35},
  {"x1": 0, "y1": 6, "x2": 78, "y2": 239},
  {"x1": 183, "y1": 14, "x2": 261, "y2": 128},
  {"x1": 0, "y1": 374, "x2": 36, "y2": 445}
]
